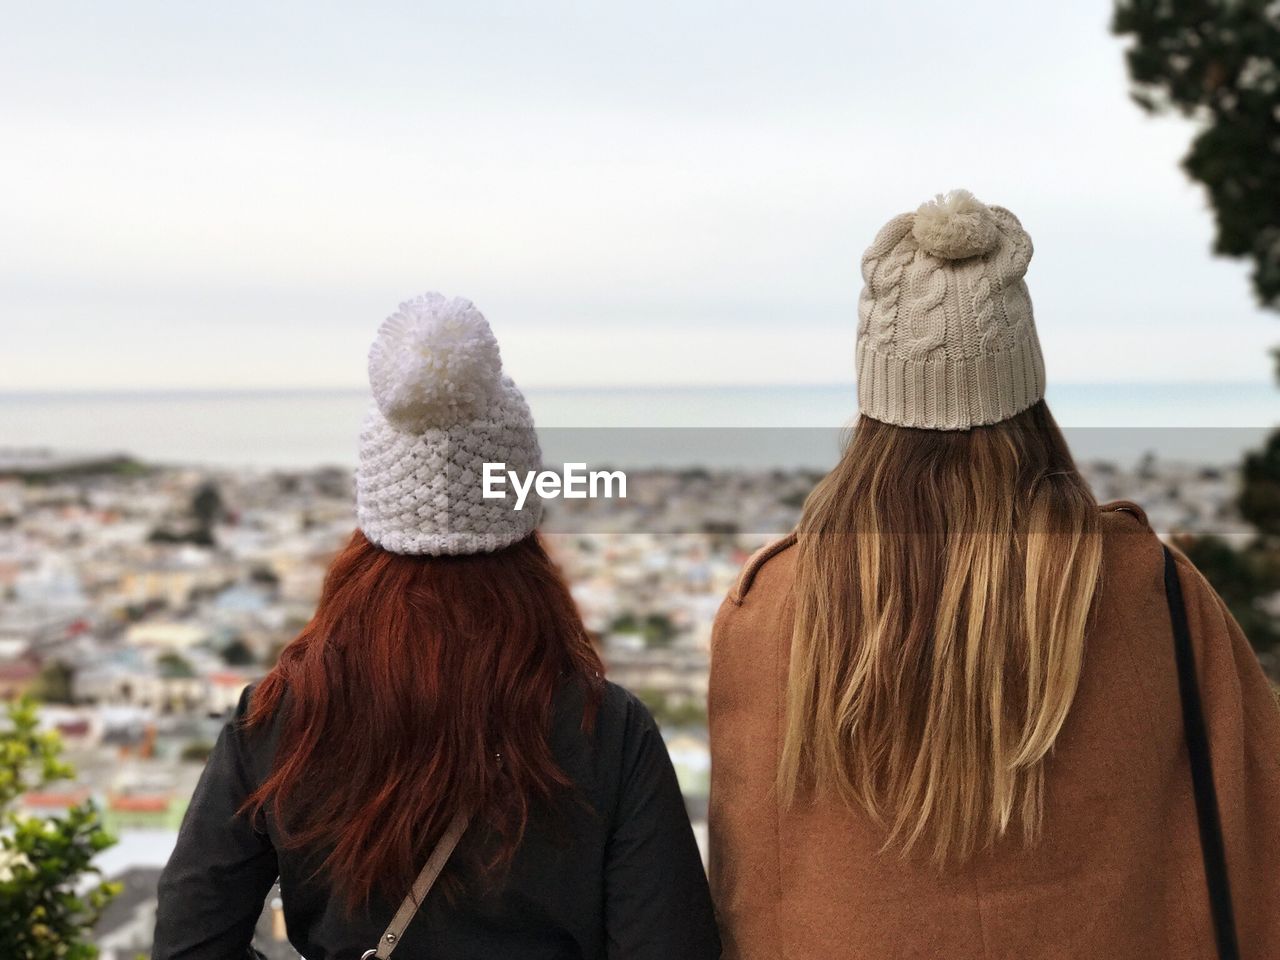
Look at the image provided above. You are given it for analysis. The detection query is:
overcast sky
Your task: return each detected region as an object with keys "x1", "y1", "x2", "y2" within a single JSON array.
[{"x1": 2, "y1": 1, "x2": 1274, "y2": 390}]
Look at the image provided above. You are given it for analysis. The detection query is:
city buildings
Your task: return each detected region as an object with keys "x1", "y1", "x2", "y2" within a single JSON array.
[{"x1": 0, "y1": 449, "x2": 1260, "y2": 953}]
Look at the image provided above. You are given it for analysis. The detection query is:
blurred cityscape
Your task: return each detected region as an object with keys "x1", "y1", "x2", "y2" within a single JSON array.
[{"x1": 0, "y1": 446, "x2": 1266, "y2": 958}]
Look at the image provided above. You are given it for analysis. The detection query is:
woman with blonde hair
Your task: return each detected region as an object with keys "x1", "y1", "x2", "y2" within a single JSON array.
[{"x1": 709, "y1": 192, "x2": 1280, "y2": 959}]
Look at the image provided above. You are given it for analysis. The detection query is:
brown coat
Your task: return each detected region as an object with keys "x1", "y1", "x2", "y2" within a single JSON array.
[{"x1": 709, "y1": 502, "x2": 1280, "y2": 959}]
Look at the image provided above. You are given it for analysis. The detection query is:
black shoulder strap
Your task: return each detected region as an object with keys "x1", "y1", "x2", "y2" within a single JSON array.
[{"x1": 1161, "y1": 545, "x2": 1240, "y2": 960}]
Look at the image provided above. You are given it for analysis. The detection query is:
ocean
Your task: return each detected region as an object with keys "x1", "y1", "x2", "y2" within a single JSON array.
[{"x1": 0, "y1": 382, "x2": 1275, "y2": 471}]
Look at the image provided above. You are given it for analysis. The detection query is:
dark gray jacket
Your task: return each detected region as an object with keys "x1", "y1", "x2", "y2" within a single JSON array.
[{"x1": 153, "y1": 681, "x2": 720, "y2": 960}]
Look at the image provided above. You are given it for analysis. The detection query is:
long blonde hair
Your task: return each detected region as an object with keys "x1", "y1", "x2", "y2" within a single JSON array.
[{"x1": 779, "y1": 400, "x2": 1101, "y2": 864}]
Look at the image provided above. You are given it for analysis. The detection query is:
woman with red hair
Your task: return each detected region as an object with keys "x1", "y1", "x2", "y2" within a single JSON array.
[{"x1": 153, "y1": 294, "x2": 720, "y2": 959}]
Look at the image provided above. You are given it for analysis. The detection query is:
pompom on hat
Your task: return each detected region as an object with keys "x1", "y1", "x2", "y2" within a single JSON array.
[
  {"x1": 367, "y1": 296, "x2": 503, "y2": 431},
  {"x1": 356, "y1": 293, "x2": 541, "y2": 555},
  {"x1": 910, "y1": 189, "x2": 1000, "y2": 260},
  {"x1": 857, "y1": 189, "x2": 1045, "y2": 430}
]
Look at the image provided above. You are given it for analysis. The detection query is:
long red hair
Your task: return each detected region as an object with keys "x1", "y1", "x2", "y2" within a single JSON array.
[{"x1": 241, "y1": 529, "x2": 604, "y2": 910}]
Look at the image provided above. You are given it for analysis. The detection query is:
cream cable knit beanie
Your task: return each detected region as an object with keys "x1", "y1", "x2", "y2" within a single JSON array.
[
  {"x1": 856, "y1": 189, "x2": 1045, "y2": 430},
  {"x1": 355, "y1": 293, "x2": 541, "y2": 555}
]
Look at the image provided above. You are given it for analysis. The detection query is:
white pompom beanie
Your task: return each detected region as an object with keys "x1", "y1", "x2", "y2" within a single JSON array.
[
  {"x1": 857, "y1": 189, "x2": 1045, "y2": 430},
  {"x1": 355, "y1": 293, "x2": 542, "y2": 555}
]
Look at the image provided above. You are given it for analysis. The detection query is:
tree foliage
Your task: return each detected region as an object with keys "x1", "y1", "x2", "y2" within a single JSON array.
[
  {"x1": 608, "y1": 612, "x2": 678, "y2": 648},
  {"x1": 1174, "y1": 533, "x2": 1280, "y2": 653},
  {"x1": 1113, "y1": 0, "x2": 1280, "y2": 307},
  {"x1": 220, "y1": 637, "x2": 257, "y2": 667},
  {"x1": 179, "y1": 740, "x2": 215, "y2": 764},
  {"x1": 634, "y1": 688, "x2": 708, "y2": 729},
  {"x1": 1115, "y1": 2, "x2": 1280, "y2": 666},
  {"x1": 1240, "y1": 428, "x2": 1280, "y2": 537},
  {"x1": 190, "y1": 482, "x2": 224, "y2": 532},
  {"x1": 0, "y1": 697, "x2": 119, "y2": 960},
  {"x1": 31, "y1": 661, "x2": 76, "y2": 706},
  {"x1": 156, "y1": 652, "x2": 195, "y2": 679}
]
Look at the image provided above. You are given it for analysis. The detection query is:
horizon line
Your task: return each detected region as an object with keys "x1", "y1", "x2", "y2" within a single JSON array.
[{"x1": 1, "y1": 378, "x2": 1276, "y2": 399}]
